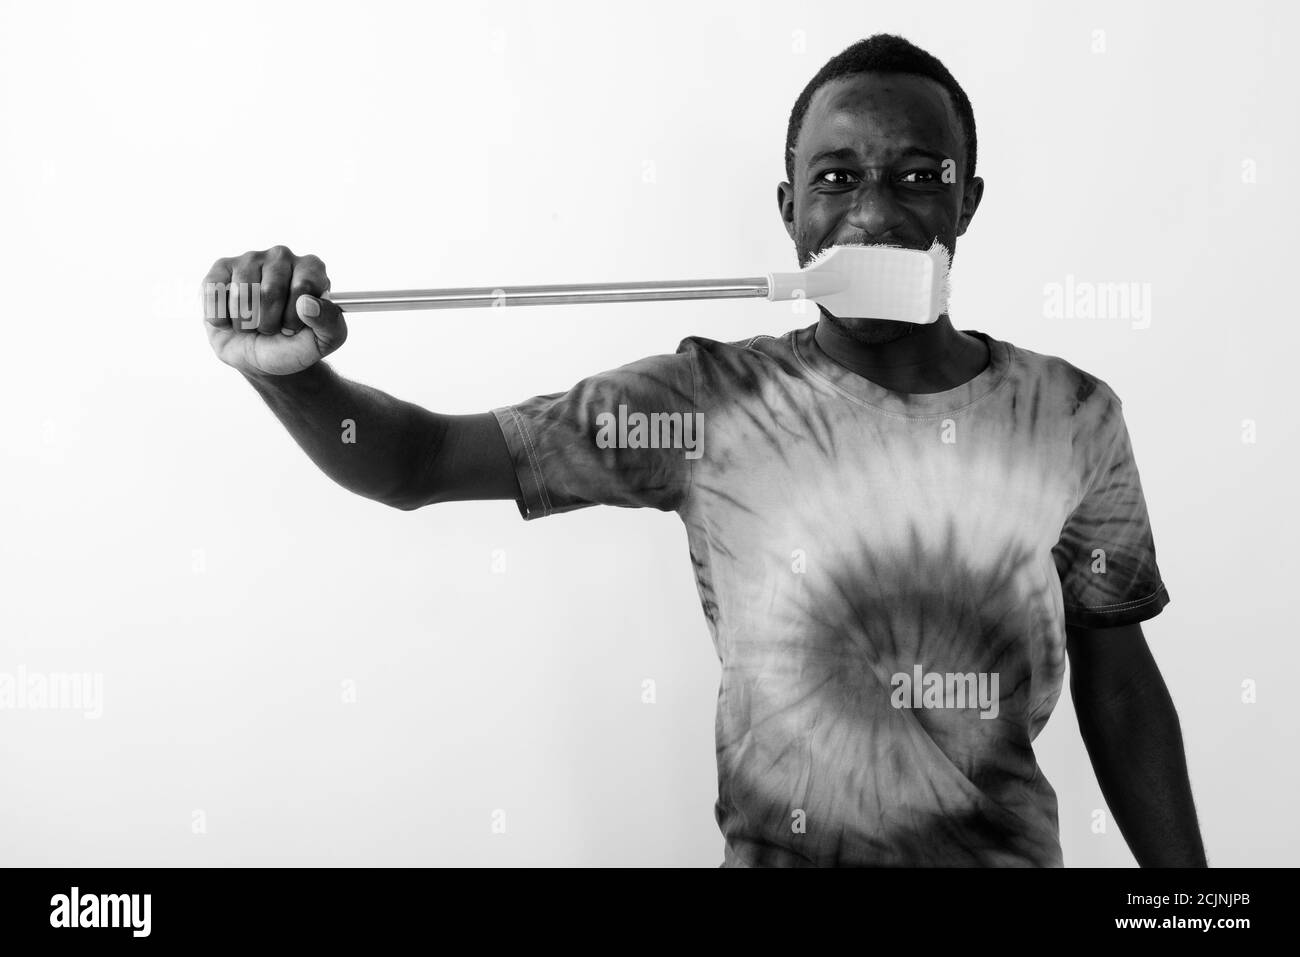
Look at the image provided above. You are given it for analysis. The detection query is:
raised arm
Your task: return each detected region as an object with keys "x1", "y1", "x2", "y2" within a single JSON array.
[{"x1": 202, "y1": 246, "x2": 519, "y2": 510}]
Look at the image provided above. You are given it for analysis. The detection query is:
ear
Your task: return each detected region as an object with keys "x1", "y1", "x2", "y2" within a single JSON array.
[
  {"x1": 956, "y1": 175, "x2": 984, "y2": 238},
  {"x1": 777, "y1": 181, "x2": 796, "y2": 241}
]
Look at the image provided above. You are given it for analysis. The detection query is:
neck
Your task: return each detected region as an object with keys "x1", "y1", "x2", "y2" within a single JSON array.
[{"x1": 813, "y1": 312, "x2": 990, "y2": 395}]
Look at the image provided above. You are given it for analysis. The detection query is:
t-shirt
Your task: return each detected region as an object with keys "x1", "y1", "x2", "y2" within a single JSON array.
[{"x1": 490, "y1": 323, "x2": 1170, "y2": 867}]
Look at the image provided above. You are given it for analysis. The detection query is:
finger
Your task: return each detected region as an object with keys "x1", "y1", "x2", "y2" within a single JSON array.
[
  {"x1": 229, "y1": 252, "x2": 263, "y2": 333},
  {"x1": 295, "y1": 293, "x2": 347, "y2": 356},
  {"x1": 202, "y1": 258, "x2": 233, "y2": 327},
  {"x1": 284, "y1": 254, "x2": 329, "y2": 335},
  {"x1": 258, "y1": 248, "x2": 293, "y2": 336}
]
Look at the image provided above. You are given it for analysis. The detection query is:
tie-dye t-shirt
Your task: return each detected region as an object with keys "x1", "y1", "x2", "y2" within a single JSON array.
[{"x1": 491, "y1": 323, "x2": 1170, "y2": 867}]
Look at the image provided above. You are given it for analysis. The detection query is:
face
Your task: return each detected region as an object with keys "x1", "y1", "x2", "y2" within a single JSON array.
[{"x1": 778, "y1": 72, "x2": 984, "y2": 342}]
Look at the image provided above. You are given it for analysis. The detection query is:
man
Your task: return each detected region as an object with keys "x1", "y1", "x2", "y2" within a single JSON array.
[{"x1": 202, "y1": 34, "x2": 1206, "y2": 867}]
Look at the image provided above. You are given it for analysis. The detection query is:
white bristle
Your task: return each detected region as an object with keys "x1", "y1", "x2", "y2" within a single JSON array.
[
  {"x1": 926, "y1": 239, "x2": 953, "y2": 318},
  {"x1": 776, "y1": 239, "x2": 952, "y2": 323}
]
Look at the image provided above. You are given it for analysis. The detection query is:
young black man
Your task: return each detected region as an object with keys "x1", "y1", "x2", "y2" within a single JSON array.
[{"x1": 202, "y1": 34, "x2": 1206, "y2": 868}]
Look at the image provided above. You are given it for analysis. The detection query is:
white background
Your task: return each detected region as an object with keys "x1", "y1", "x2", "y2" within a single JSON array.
[{"x1": 1, "y1": 0, "x2": 1296, "y2": 866}]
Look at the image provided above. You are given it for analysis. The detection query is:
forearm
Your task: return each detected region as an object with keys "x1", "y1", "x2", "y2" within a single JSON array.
[
  {"x1": 242, "y1": 361, "x2": 444, "y2": 509},
  {"x1": 1073, "y1": 671, "x2": 1207, "y2": 867}
]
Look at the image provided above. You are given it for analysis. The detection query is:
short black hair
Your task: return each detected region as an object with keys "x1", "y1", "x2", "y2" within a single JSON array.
[{"x1": 784, "y1": 34, "x2": 977, "y2": 184}]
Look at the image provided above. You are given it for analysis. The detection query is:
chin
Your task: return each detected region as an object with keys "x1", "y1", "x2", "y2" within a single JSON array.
[{"x1": 824, "y1": 311, "x2": 917, "y2": 345}]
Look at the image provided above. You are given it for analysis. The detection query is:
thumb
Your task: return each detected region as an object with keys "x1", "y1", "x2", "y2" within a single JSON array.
[{"x1": 295, "y1": 294, "x2": 347, "y2": 354}]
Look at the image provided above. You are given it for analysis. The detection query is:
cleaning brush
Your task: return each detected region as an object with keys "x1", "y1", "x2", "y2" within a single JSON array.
[{"x1": 327, "y1": 241, "x2": 951, "y2": 325}]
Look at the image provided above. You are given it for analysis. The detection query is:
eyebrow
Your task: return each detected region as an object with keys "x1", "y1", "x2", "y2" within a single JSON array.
[{"x1": 805, "y1": 145, "x2": 951, "y2": 167}]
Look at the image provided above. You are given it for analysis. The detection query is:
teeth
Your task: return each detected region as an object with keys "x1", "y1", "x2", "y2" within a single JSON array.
[
  {"x1": 806, "y1": 239, "x2": 951, "y2": 268},
  {"x1": 805, "y1": 239, "x2": 940, "y2": 269},
  {"x1": 804, "y1": 244, "x2": 853, "y2": 268}
]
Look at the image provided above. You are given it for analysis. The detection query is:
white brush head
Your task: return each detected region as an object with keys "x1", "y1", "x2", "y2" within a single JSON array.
[{"x1": 769, "y1": 240, "x2": 951, "y2": 324}]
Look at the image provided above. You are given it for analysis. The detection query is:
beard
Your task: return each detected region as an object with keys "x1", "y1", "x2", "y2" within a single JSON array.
[{"x1": 821, "y1": 308, "x2": 918, "y2": 345}]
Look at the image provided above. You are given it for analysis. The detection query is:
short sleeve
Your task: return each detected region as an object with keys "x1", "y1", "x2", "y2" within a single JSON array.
[
  {"x1": 490, "y1": 343, "x2": 698, "y2": 520},
  {"x1": 1053, "y1": 398, "x2": 1171, "y2": 628}
]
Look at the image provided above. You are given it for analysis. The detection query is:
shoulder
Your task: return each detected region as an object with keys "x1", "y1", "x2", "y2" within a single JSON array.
[
  {"x1": 673, "y1": 326, "x2": 809, "y2": 383},
  {"x1": 1001, "y1": 336, "x2": 1125, "y2": 428}
]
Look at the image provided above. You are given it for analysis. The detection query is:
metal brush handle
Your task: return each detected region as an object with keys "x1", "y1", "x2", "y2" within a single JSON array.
[{"x1": 328, "y1": 277, "x2": 772, "y2": 312}]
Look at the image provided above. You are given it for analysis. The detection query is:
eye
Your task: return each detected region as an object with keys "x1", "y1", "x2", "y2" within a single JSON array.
[
  {"x1": 900, "y1": 169, "x2": 942, "y2": 184},
  {"x1": 816, "y1": 169, "x2": 860, "y2": 187}
]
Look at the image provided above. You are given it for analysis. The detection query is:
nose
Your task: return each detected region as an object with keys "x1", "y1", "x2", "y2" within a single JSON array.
[{"x1": 844, "y1": 178, "x2": 905, "y2": 240}]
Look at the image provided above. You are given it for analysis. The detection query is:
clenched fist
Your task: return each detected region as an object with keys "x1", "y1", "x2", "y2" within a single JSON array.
[{"x1": 202, "y1": 246, "x2": 348, "y2": 377}]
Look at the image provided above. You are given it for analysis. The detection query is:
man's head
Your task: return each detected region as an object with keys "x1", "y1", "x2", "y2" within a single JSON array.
[{"x1": 778, "y1": 34, "x2": 983, "y2": 342}]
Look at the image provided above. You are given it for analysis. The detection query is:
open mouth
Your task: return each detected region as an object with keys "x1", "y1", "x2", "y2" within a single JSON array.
[{"x1": 804, "y1": 239, "x2": 933, "y2": 269}]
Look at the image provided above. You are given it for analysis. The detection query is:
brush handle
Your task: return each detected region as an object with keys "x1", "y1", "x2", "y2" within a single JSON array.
[{"x1": 328, "y1": 277, "x2": 773, "y2": 312}]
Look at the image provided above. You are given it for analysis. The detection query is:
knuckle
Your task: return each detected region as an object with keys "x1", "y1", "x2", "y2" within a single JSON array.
[
  {"x1": 256, "y1": 307, "x2": 280, "y2": 331},
  {"x1": 296, "y1": 256, "x2": 329, "y2": 289},
  {"x1": 291, "y1": 280, "x2": 326, "y2": 299}
]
